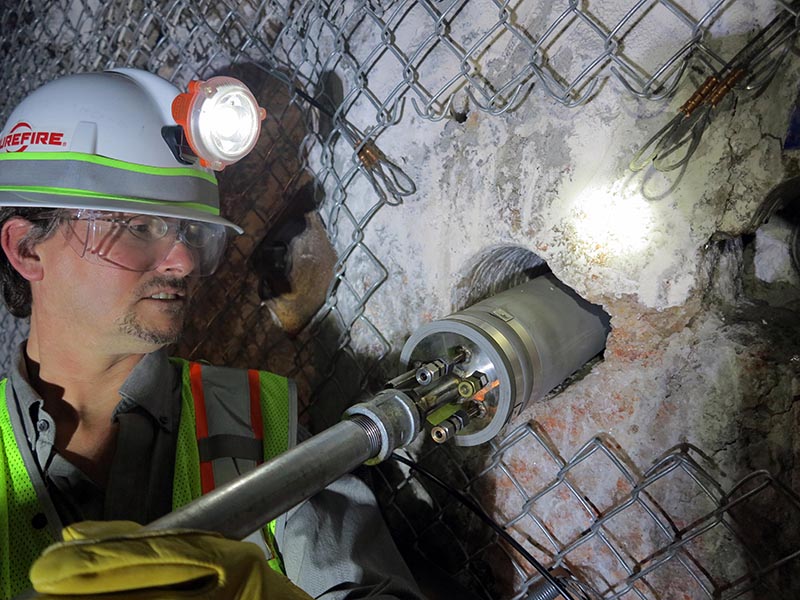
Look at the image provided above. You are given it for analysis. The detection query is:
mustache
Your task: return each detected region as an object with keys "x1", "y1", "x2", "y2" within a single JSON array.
[{"x1": 136, "y1": 276, "x2": 191, "y2": 297}]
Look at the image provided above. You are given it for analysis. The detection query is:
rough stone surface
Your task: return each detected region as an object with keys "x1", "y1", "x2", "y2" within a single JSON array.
[
  {"x1": 316, "y1": 2, "x2": 800, "y2": 597},
  {"x1": 755, "y1": 215, "x2": 800, "y2": 285}
]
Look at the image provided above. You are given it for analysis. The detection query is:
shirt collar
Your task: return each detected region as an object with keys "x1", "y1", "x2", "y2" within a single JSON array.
[
  {"x1": 116, "y1": 347, "x2": 177, "y2": 432},
  {"x1": 9, "y1": 342, "x2": 177, "y2": 433},
  {"x1": 8, "y1": 341, "x2": 44, "y2": 428}
]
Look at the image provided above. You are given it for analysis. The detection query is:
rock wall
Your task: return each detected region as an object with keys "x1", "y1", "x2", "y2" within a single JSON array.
[{"x1": 308, "y1": 1, "x2": 800, "y2": 596}]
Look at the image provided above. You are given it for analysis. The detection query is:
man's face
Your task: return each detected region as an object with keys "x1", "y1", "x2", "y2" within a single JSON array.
[{"x1": 32, "y1": 215, "x2": 200, "y2": 355}]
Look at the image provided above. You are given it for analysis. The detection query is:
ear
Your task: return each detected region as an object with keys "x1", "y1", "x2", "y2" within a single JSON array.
[{"x1": 1, "y1": 217, "x2": 45, "y2": 282}]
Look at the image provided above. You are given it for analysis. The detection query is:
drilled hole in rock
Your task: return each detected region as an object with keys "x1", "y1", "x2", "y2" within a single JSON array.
[
  {"x1": 452, "y1": 246, "x2": 550, "y2": 311},
  {"x1": 738, "y1": 194, "x2": 800, "y2": 312},
  {"x1": 451, "y1": 108, "x2": 469, "y2": 123},
  {"x1": 452, "y1": 245, "x2": 610, "y2": 397}
]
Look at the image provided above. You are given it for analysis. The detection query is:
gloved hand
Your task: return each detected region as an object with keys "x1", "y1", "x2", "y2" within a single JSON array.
[{"x1": 28, "y1": 520, "x2": 313, "y2": 600}]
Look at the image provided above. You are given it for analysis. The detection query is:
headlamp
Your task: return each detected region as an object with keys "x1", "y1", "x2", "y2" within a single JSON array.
[{"x1": 171, "y1": 76, "x2": 266, "y2": 171}]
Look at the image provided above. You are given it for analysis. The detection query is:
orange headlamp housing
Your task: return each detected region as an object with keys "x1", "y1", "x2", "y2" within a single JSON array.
[{"x1": 172, "y1": 76, "x2": 266, "y2": 171}]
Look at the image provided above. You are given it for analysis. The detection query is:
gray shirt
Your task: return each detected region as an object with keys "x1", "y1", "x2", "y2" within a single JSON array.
[{"x1": 5, "y1": 343, "x2": 424, "y2": 600}]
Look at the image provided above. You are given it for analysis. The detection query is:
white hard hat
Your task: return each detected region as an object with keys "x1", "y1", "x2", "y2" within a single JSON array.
[{"x1": 0, "y1": 68, "x2": 244, "y2": 233}]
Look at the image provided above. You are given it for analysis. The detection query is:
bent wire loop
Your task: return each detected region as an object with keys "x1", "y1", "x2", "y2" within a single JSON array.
[
  {"x1": 293, "y1": 86, "x2": 416, "y2": 206},
  {"x1": 631, "y1": 4, "x2": 800, "y2": 172}
]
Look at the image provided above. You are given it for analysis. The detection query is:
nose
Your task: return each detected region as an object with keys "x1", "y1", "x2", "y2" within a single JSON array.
[{"x1": 156, "y1": 239, "x2": 196, "y2": 276}]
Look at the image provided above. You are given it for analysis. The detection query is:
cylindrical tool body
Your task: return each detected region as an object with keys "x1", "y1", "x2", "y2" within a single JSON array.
[{"x1": 401, "y1": 274, "x2": 610, "y2": 446}]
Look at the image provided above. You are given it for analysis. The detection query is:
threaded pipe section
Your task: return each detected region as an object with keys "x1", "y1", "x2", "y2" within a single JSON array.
[{"x1": 348, "y1": 414, "x2": 383, "y2": 457}]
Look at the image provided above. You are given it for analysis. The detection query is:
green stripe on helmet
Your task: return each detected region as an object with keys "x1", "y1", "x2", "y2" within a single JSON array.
[
  {"x1": 0, "y1": 185, "x2": 220, "y2": 215},
  {"x1": 0, "y1": 152, "x2": 217, "y2": 185},
  {"x1": 0, "y1": 153, "x2": 219, "y2": 212}
]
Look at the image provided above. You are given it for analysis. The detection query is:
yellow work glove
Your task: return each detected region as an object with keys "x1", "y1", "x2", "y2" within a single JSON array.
[{"x1": 28, "y1": 520, "x2": 312, "y2": 600}]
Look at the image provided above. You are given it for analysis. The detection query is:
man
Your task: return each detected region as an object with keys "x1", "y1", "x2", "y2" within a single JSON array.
[{"x1": 0, "y1": 69, "x2": 422, "y2": 599}]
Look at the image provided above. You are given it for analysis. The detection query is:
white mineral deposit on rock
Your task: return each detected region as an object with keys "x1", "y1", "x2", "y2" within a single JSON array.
[{"x1": 754, "y1": 216, "x2": 800, "y2": 285}]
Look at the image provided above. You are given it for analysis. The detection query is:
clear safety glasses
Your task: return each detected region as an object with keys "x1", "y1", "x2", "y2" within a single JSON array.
[{"x1": 50, "y1": 210, "x2": 228, "y2": 276}]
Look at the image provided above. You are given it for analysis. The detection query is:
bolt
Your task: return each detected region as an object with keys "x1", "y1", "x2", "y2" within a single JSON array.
[
  {"x1": 416, "y1": 359, "x2": 447, "y2": 385},
  {"x1": 457, "y1": 371, "x2": 489, "y2": 398},
  {"x1": 429, "y1": 407, "x2": 475, "y2": 444},
  {"x1": 431, "y1": 420, "x2": 458, "y2": 444},
  {"x1": 457, "y1": 379, "x2": 478, "y2": 398}
]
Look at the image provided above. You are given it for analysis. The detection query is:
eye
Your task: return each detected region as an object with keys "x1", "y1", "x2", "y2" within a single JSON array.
[
  {"x1": 181, "y1": 221, "x2": 223, "y2": 248},
  {"x1": 126, "y1": 215, "x2": 169, "y2": 241}
]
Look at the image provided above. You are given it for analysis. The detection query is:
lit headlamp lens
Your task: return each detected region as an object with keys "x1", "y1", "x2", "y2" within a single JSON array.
[{"x1": 172, "y1": 76, "x2": 266, "y2": 171}]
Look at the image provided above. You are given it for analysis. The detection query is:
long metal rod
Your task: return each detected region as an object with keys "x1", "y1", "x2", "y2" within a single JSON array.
[{"x1": 146, "y1": 418, "x2": 379, "y2": 540}]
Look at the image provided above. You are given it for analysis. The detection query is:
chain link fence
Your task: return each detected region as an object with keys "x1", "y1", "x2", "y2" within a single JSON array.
[
  {"x1": 2, "y1": 1, "x2": 799, "y2": 598},
  {"x1": 391, "y1": 301, "x2": 800, "y2": 596},
  {"x1": 374, "y1": 421, "x2": 800, "y2": 599}
]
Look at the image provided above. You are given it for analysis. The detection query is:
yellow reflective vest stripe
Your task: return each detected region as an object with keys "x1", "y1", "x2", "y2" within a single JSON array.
[
  {"x1": 0, "y1": 379, "x2": 55, "y2": 600},
  {"x1": 0, "y1": 361, "x2": 292, "y2": 598}
]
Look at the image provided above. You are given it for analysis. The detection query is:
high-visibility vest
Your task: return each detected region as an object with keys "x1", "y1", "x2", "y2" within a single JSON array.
[{"x1": 0, "y1": 359, "x2": 293, "y2": 599}]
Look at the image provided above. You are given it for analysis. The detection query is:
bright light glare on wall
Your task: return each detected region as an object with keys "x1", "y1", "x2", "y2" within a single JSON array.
[{"x1": 571, "y1": 184, "x2": 654, "y2": 258}]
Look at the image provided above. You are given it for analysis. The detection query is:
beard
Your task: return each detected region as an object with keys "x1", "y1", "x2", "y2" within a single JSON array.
[
  {"x1": 116, "y1": 275, "x2": 192, "y2": 346},
  {"x1": 116, "y1": 303, "x2": 186, "y2": 345}
]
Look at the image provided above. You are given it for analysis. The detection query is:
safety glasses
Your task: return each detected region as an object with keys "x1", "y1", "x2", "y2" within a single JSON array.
[{"x1": 42, "y1": 209, "x2": 228, "y2": 276}]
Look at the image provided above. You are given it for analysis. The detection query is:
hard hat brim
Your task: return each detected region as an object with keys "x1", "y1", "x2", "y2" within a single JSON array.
[{"x1": 0, "y1": 189, "x2": 244, "y2": 234}]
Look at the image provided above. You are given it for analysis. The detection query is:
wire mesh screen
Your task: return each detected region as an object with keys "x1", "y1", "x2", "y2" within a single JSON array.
[
  {"x1": 1, "y1": 1, "x2": 799, "y2": 599},
  {"x1": 375, "y1": 422, "x2": 800, "y2": 599}
]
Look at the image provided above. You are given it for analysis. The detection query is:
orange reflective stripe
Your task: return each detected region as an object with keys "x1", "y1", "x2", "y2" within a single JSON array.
[
  {"x1": 247, "y1": 370, "x2": 263, "y2": 464},
  {"x1": 189, "y1": 362, "x2": 215, "y2": 494}
]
